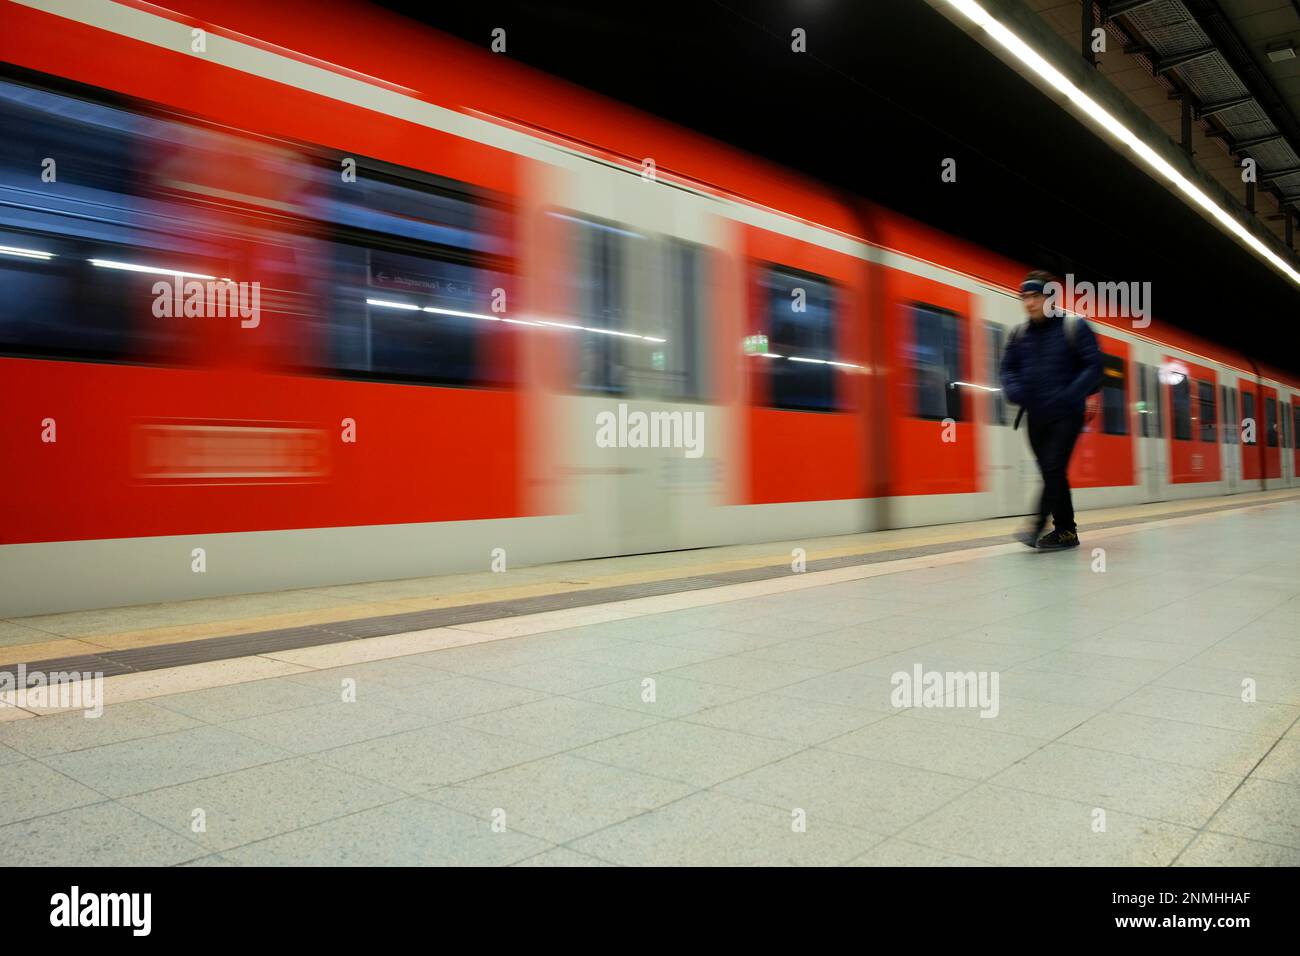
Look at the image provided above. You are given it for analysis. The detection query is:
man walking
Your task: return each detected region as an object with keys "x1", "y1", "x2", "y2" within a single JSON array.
[{"x1": 1000, "y1": 270, "x2": 1104, "y2": 551}]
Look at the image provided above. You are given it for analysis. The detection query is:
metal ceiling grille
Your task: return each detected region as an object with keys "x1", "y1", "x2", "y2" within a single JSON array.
[{"x1": 1106, "y1": 0, "x2": 1300, "y2": 224}]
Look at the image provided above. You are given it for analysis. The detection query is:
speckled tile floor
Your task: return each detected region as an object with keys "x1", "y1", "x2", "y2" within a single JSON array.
[{"x1": 2, "y1": 496, "x2": 1298, "y2": 865}]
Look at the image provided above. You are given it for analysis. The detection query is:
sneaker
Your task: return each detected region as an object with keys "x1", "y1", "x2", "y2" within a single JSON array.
[{"x1": 1036, "y1": 529, "x2": 1079, "y2": 551}]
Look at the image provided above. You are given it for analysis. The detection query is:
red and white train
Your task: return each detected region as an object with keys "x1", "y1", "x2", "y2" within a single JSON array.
[{"x1": 2, "y1": 0, "x2": 1297, "y2": 616}]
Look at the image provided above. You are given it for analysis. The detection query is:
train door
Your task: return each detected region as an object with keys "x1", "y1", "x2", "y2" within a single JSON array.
[
  {"x1": 1292, "y1": 395, "x2": 1300, "y2": 487},
  {"x1": 1282, "y1": 390, "x2": 1297, "y2": 486},
  {"x1": 981, "y1": 293, "x2": 1027, "y2": 519},
  {"x1": 1289, "y1": 395, "x2": 1300, "y2": 489},
  {"x1": 541, "y1": 158, "x2": 727, "y2": 557},
  {"x1": 1135, "y1": 347, "x2": 1168, "y2": 502},
  {"x1": 1211, "y1": 379, "x2": 1232, "y2": 494}
]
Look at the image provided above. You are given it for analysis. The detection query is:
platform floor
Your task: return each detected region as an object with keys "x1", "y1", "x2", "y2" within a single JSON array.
[{"x1": 2, "y1": 492, "x2": 1299, "y2": 866}]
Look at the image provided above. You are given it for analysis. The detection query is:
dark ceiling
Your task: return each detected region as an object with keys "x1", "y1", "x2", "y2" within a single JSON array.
[{"x1": 372, "y1": 0, "x2": 1300, "y2": 373}]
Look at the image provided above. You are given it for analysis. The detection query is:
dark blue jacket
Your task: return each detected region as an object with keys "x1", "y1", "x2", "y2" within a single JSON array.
[{"x1": 999, "y1": 315, "x2": 1104, "y2": 423}]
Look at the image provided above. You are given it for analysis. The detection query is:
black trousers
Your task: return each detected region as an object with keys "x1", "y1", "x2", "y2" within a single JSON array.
[{"x1": 1027, "y1": 411, "x2": 1084, "y2": 534}]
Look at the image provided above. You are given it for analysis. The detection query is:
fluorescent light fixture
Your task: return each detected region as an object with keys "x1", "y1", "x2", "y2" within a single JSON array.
[
  {"x1": 785, "y1": 355, "x2": 865, "y2": 368},
  {"x1": 0, "y1": 244, "x2": 54, "y2": 260},
  {"x1": 365, "y1": 298, "x2": 420, "y2": 311},
  {"x1": 943, "y1": 0, "x2": 1300, "y2": 289},
  {"x1": 757, "y1": 351, "x2": 786, "y2": 359},
  {"x1": 952, "y1": 380, "x2": 1002, "y2": 391},
  {"x1": 368, "y1": 300, "x2": 667, "y2": 342},
  {"x1": 421, "y1": 305, "x2": 499, "y2": 321},
  {"x1": 90, "y1": 258, "x2": 215, "y2": 280}
]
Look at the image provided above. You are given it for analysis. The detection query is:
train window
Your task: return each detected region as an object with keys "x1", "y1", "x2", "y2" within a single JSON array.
[
  {"x1": 910, "y1": 304, "x2": 963, "y2": 421},
  {"x1": 669, "y1": 240, "x2": 706, "y2": 399},
  {"x1": 1100, "y1": 354, "x2": 1127, "y2": 435},
  {"x1": 0, "y1": 78, "x2": 206, "y2": 361},
  {"x1": 1197, "y1": 380, "x2": 1216, "y2": 443},
  {"x1": 1266, "y1": 397, "x2": 1279, "y2": 447},
  {"x1": 760, "y1": 265, "x2": 837, "y2": 412},
  {"x1": 310, "y1": 160, "x2": 512, "y2": 387},
  {"x1": 1150, "y1": 365, "x2": 1164, "y2": 438},
  {"x1": 1220, "y1": 385, "x2": 1232, "y2": 444},
  {"x1": 1242, "y1": 391, "x2": 1256, "y2": 444},
  {"x1": 985, "y1": 323, "x2": 1007, "y2": 424},
  {"x1": 315, "y1": 169, "x2": 502, "y2": 256},
  {"x1": 1294, "y1": 405, "x2": 1300, "y2": 451},
  {"x1": 1136, "y1": 363, "x2": 1150, "y2": 437},
  {"x1": 647, "y1": 239, "x2": 707, "y2": 401},
  {"x1": 1172, "y1": 375, "x2": 1192, "y2": 440},
  {"x1": 1229, "y1": 388, "x2": 1239, "y2": 443},
  {"x1": 566, "y1": 216, "x2": 631, "y2": 394}
]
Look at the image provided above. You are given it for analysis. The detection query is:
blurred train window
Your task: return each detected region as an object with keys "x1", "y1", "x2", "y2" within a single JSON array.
[
  {"x1": 1137, "y1": 362, "x2": 1150, "y2": 437},
  {"x1": 985, "y1": 323, "x2": 1007, "y2": 424},
  {"x1": 1148, "y1": 365, "x2": 1164, "y2": 438},
  {"x1": 662, "y1": 239, "x2": 707, "y2": 400},
  {"x1": 1197, "y1": 380, "x2": 1216, "y2": 443},
  {"x1": 0, "y1": 78, "x2": 209, "y2": 361},
  {"x1": 1100, "y1": 354, "x2": 1127, "y2": 435},
  {"x1": 910, "y1": 304, "x2": 963, "y2": 421},
  {"x1": 311, "y1": 160, "x2": 512, "y2": 386},
  {"x1": 1266, "y1": 396, "x2": 1278, "y2": 447},
  {"x1": 617, "y1": 237, "x2": 708, "y2": 401},
  {"x1": 567, "y1": 216, "x2": 632, "y2": 394},
  {"x1": 1223, "y1": 387, "x2": 1233, "y2": 444},
  {"x1": 1242, "y1": 391, "x2": 1256, "y2": 444},
  {"x1": 1293, "y1": 405, "x2": 1300, "y2": 451},
  {"x1": 1172, "y1": 376, "x2": 1192, "y2": 440},
  {"x1": 761, "y1": 266, "x2": 837, "y2": 412},
  {"x1": 1220, "y1": 385, "x2": 1233, "y2": 444}
]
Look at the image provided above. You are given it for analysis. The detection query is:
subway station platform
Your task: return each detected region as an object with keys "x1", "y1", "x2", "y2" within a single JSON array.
[{"x1": 2, "y1": 490, "x2": 1299, "y2": 866}]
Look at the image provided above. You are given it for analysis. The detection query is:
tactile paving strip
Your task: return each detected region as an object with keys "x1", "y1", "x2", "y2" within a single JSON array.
[{"x1": 0, "y1": 494, "x2": 1292, "y2": 685}]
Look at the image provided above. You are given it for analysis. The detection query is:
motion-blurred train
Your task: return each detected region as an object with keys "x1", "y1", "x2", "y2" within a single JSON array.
[{"x1": 2, "y1": 0, "x2": 1298, "y2": 616}]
